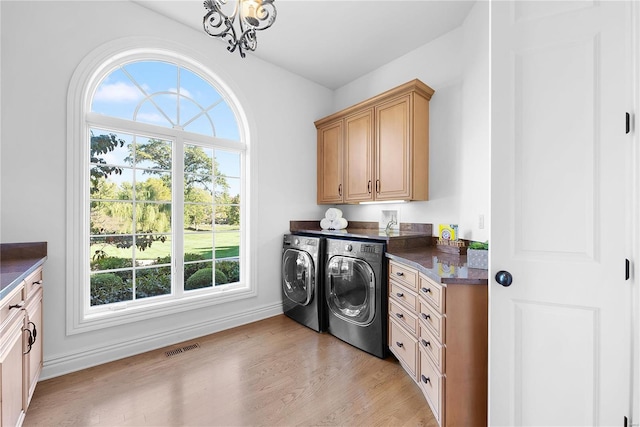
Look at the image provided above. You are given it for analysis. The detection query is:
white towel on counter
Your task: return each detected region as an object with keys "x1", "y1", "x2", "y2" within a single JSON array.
[
  {"x1": 324, "y1": 208, "x2": 343, "y2": 220},
  {"x1": 320, "y1": 217, "x2": 348, "y2": 230}
]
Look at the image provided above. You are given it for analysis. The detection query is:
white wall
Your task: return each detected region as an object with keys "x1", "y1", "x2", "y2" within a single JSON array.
[
  {"x1": 332, "y1": 1, "x2": 490, "y2": 243},
  {"x1": 0, "y1": 0, "x2": 328, "y2": 378}
]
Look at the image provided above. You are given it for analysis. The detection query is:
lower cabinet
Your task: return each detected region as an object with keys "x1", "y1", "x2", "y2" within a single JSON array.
[
  {"x1": 0, "y1": 266, "x2": 44, "y2": 427},
  {"x1": 388, "y1": 259, "x2": 488, "y2": 427}
]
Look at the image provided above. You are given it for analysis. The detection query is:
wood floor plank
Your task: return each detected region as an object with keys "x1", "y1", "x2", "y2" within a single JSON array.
[{"x1": 24, "y1": 315, "x2": 436, "y2": 426}]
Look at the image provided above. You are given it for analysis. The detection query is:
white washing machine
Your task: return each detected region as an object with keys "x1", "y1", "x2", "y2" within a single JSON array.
[
  {"x1": 281, "y1": 234, "x2": 325, "y2": 332},
  {"x1": 325, "y1": 238, "x2": 387, "y2": 358}
]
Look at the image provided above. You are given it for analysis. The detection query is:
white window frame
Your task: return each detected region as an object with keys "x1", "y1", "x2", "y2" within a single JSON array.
[{"x1": 66, "y1": 39, "x2": 255, "y2": 335}]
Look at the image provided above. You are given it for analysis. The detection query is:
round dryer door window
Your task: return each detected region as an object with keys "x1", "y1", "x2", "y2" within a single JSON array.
[
  {"x1": 326, "y1": 256, "x2": 375, "y2": 326},
  {"x1": 282, "y1": 249, "x2": 314, "y2": 306}
]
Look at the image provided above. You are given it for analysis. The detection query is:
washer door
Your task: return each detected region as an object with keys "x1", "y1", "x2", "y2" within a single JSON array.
[
  {"x1": 282, "y1": 248, "x2": 314, "y2": 306},
  {"x1": 326, "y1": 256, "x2": 375, "y2": 326}
]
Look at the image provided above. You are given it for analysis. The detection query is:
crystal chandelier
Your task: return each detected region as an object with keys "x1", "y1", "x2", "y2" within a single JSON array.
[{"x1": 203, "y1": 0, "x2": 277, "y2": 58}]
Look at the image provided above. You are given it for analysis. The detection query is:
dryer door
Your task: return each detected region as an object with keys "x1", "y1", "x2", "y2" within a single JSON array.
[
  {"x1": 326, "y1": 256, "x2": 375, "y2": 326},
  {"x1": 282, "y1": 248, "x2": 314, "y2": 306}
]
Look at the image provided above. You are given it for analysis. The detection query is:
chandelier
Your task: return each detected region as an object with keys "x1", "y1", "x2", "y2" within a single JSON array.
[{"x1": 203, "y1": 0, "x2": 277, "y2": 58}]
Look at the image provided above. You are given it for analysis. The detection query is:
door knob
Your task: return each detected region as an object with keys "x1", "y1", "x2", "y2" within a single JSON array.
[{"x1": 495, "y1": 270, "x2": 513, "y2": 287}]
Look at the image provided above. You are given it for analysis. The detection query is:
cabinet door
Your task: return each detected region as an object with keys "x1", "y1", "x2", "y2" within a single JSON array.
[
  {"x1": 317, "y1": 120, "x2": 343, "y2": 204},
  {"x1": 375, "y1": 94, "x2": 412, "y2": 200},
  {"x1": 344, "y1": 109, "x2": 374, "y2": 203},
  {"x1": 1, "y1": 315, "x2": 25, "y2": 427}
]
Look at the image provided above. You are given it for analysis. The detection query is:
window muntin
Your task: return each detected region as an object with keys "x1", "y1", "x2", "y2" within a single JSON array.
[{"x1": 85, "y1": 58, "x2": 246, "y2": 314}]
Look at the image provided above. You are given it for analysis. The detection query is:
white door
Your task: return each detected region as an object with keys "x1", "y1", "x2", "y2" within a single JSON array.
[{"x1": 490, "y1": 1, "x2": 633, "y2": 426}]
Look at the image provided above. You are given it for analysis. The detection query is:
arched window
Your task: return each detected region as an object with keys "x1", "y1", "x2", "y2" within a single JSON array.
[{"x1": 68, "y1": 44, "x2": 252, "y2": 333}]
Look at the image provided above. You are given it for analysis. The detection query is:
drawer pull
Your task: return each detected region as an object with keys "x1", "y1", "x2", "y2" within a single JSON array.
[
  {"x1": 421, "y1": 339, "x2": 430, "y2": 347},
  {"x1": 421, "y1": 313, "x2": 431, "y2": 320},
  {"x1": 396, "y1": 292, "x2": 404, "y2": 297},
  {"x1": 421, "y1": 375, "x2": 431, "y2": 384},
  {"x1": 395, "y1": 313, "x2": 404, "y2": 319},
  {"x1": 396, "y1": 272, "x2": 405, "y2": 277},
  {"x1": 396, "y1": 341, "x2": 404, "y2": 348},
  {"x1": 33, "y1": 279, "x2": 43, "y2": 285},
  {"x1": 9, "y1": 304, "x2": 23, "y2": 310},
  {"x1": 421, "y1": 287, "x2": 431, "y2": 293}
]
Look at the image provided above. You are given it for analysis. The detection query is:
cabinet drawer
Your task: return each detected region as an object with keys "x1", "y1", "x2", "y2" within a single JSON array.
[
  {"x1": 389, "y1": 319, "x2": 418, "y2": 378},
  {"x1": 419, "y1": 274, "x2": 445, "y2": 313},
  {"x1": 389, "y1": 280, "x2": 418, "y2": 311},
  {"x1": 419, "y1": 300, "x2": 445, "y2": 342},
  {"x1": 419, "y1": 349, "x2": 444, "y2": 424},
  {"x1": 389, "y1": 300, "x2": 418, "y2": 336},
  {"x1": 0, "y1": 285, "x2": 24, "y2": 325},
  {"x1": 23, "y1": 268, "x2": 43, "y2": 299},
  {"x1": 419, "y1": 324, "x2": 445, "y2": 373},
  {"x1": 389, "y1": 261, "x2": 418, "y2": 292}
]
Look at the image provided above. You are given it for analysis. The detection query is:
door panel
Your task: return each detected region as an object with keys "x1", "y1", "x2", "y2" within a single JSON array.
[
  {"x1": 490, "y1": 1, "x2": 631, "y2": 425},
  {"x1": 317, "y1": 120, "x2": 343, "y2": 204},
  {"x1": 344, "y1": 109, "x2": 374, "y2": 203},
  {"x1": 376, "y1": 95, "x2": 411, "y2": 200},
  {"x1": 282, "y1": 249, "x2": 314, "y2": 306}
]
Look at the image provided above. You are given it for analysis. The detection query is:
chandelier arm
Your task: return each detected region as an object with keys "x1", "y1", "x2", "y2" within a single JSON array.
[{"x1": 203, "y1": 0, "x2": 276, "y2": 58}]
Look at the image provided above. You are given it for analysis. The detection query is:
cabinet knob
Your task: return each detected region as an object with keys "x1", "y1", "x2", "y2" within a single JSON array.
[
  {"x1": 396, "y1": 292, "x2": 404, "y2": 297},
  {"x1": 421, "y1": 313, "x2": 430, "y2": 320},
  {"x1": 396, "y1": 341, "x2": 404, "y2": 348},
  {"x1": 421, "y1": 287, "x2": 431, "y2": 294},
  {"x1": 395, "y1": 312, "x2": 404, "y2": 319},
  {"x1": 396, "y1": 272, "x2": 404, "y2": 277},
  {"x1": 421, "y1": 339, "x2": 430, "y2": 347},
  {"x1": 421, "y1": 375, "x2": 431, "y2": 384}
]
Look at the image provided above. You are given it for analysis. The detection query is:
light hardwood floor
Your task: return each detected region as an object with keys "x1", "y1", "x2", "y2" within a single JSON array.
[{"x1": 24, "y1": 315, "x2": 437, "y2": 426}]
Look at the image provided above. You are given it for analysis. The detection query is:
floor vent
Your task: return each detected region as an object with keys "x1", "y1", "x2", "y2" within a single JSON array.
[{"x1": 165, "y1": 343, "x2": 200, "y2": 358}]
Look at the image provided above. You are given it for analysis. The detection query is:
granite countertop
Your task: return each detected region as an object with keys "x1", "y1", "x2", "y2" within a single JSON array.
[
  {"x1": 290, "y1": 220, "x2": 487, "y2": 285},
  {"x1": 386, "y1": 246, "x2": 488, "y2": 286},
  {"x1": 290, "y1": 220, "x2": 432, "y2": 250},
  {"x1": 0, "y1": 242, "x2": 48, "y2": 300}
]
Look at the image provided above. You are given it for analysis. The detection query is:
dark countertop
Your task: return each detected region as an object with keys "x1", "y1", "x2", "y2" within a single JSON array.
[
  {"x1": 386, "y1": 246, "x2": 488, "y2": 285},
  {"x1": 1, "y1": 242, "x2": 48, "y2": 300},
  {"x1": 290, "y1": 221, "x2": 432, "y2": 250},
  {"x1": 290, "y1": 220, "x2": 487, "y2": 285}
]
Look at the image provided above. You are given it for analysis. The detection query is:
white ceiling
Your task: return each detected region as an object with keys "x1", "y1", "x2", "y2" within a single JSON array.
[{"x1": 133, "y1": 0, "x2": 475, "y2": 90}]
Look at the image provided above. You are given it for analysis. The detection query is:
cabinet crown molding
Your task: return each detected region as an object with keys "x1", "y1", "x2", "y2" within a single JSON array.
[{"x1": 314, "y1": 79, "x2": 435, "y2": 128}]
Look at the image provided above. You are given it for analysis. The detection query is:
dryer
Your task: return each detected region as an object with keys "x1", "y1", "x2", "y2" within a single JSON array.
[
  {"x1": 282, "y1": 234, "x2": 325, "y2": 332},
  {"x1": 325, "y1": 238, "x2": 387, "y2": 358}
]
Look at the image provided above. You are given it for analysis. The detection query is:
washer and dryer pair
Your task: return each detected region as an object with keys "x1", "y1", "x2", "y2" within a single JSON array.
[{"x1": 281, "y1": 234, "x2": 387, "y2": 358}]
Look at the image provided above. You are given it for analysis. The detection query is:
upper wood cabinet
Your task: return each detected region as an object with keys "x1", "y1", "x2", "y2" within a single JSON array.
[{"x1": 315, "y1": 79, "x2": 434, "y2": 204}]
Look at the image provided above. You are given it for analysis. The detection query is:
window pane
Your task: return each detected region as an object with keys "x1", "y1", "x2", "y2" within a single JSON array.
[
  {"x1": 90, "y1": 236, "x2": 134, "y2": 270},
  {"x1": 185, "y1": 174, "x2": 213, "y2": 196},
  {"x1": 185, "y1": 145, "x2": 214, "y2": 175},
  {"x1": 210, "y1": 102, "x2": 240, "y2": 141},
  {"x1": 136, "y1": 172, "x2": 172, "y2": 202},
  {"x1": 214, "y1": 205, "x2": 240, "y2": 231},
  {"x1": 90, "y1": 130, "x2": 132, "y2": 167},
  {"x1": 215, "y1": 230, "x2": 240, "y2": 259},
  {"x1": 134, "y1": 138, "x2": 172, "y2": 171},
  {"x1": 91, "y1": 201, "x2": 134, "y2": 234},
  {"x1": 184, "y1": 203, "x2": 213, "y2": 231},
  {"x1": 136, "y1": 100, "x2": 173, "y2": 127},
  {"x1": 134, "y1": 237, "x2": 171, "y2": 267},
  {"x1": 91, "y1": 69, "x2": 143, "y2": 119},
  {"x1": 216, "y1": 259, "x2": 240, "y2": 285},
  {"x1": 124, "y1": 61, "x2": 177, "y2": 94},
  {"x1": 184, "y1": 261, "x2": 214, "y2": 290},
  {"x1": 180, "y1": 68, "x2": 222, "y2": 110},
  {"x1": 90, "y1": 270, "x2": 133, "y2": 306},
  {"x1": 135, "y1": 266, "x2": 172, "y2": 299},
  {"x1": 184, "y1": 232, "x2": 213, "y2": 260},
  {"x1": 135, "y1": 203, "x2": 171, "y2": 233},
  {"x1": 215, "y1": 150, "x2": 240, "y2": 177}
]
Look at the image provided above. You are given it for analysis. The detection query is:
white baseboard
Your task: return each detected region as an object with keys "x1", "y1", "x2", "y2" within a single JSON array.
[{"x1": 41, "y1": 302, "x2": 283, "y2": 380}]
